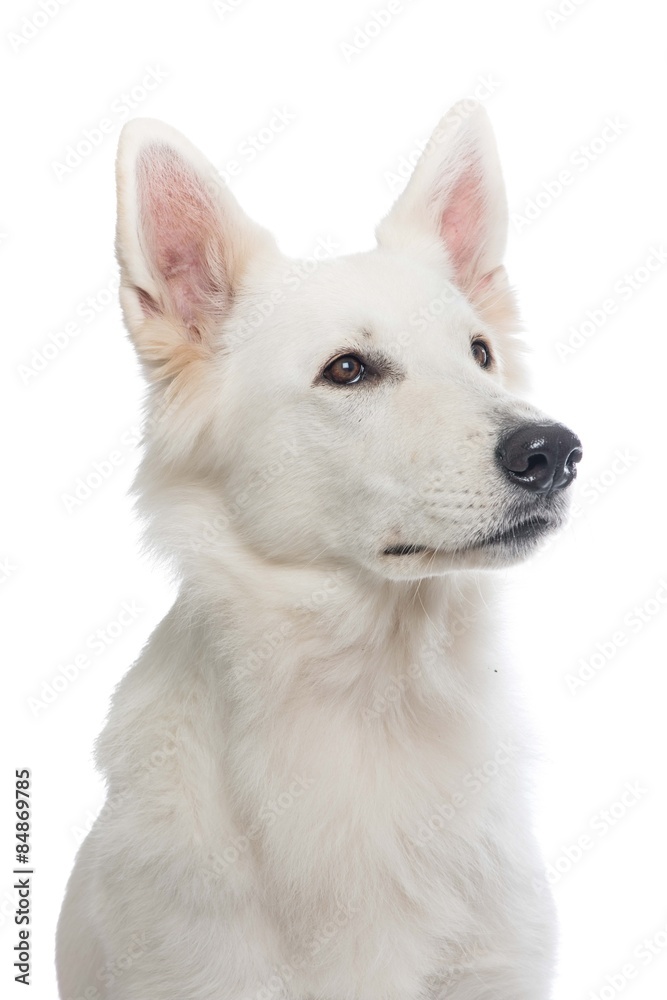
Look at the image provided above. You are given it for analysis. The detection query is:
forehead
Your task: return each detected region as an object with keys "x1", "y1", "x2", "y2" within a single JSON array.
[{"x1": 244, "y1": 247, "x2": 478, "y2": 355}]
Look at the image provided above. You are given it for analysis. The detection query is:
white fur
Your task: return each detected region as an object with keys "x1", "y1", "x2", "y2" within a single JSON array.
[{"x1": 56, "y1": 102, "x2": 568, "y2": 999}]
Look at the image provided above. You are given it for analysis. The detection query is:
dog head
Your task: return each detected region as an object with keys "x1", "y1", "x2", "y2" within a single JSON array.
[{"x1": 116, "y1": 103, "x2": 581, "y2": 583}]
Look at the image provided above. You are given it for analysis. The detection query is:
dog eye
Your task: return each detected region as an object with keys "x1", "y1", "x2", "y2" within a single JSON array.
[
  {"x1": 323, "y1": 354, "x2": 366, "y2": 385},
  {"x1": 471, "y1": 338, "x2": 492, "y2": 369}
]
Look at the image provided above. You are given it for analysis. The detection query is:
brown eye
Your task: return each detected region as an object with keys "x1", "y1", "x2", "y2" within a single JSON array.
[
  {"x1": 323, "y1": 354, "x2": 365, "y2": 385},
  {"x1": 471, "y1": 338, "x2": 492, "y2": 369}
]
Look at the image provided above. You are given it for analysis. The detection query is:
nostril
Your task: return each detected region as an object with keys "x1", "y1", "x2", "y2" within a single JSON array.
[
  {"x1": 524, "y1": 453, "x2": 548, "y2": 474},
  {"x1": 497, "y1": 446, "x2": 547, "y2": 478},
  {"x1": 498, "y1": 444, "x2": 550, "y2": 480}
]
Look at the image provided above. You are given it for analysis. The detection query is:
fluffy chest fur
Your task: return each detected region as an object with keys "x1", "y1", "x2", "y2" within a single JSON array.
[{"x1": 95, "y1": 572, "x2": 544, "y2": 997}]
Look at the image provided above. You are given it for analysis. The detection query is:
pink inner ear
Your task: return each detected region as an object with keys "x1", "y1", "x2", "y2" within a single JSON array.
[
  {"x1": 137, "y1": 144, "x2": 228, "y2": 336},
  {"x1": 436, "y1": 164, "x2": 486, "y2": 291}
]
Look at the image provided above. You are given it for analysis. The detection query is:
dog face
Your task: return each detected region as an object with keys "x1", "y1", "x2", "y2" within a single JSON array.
[{"x1": 116, "y1": 105, "x2": 581, "y2": 582}]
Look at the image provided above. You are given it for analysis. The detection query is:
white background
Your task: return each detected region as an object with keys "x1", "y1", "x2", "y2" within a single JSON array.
[{"x1": 2, "y1": 0, "x2": 666, "y2": 997}]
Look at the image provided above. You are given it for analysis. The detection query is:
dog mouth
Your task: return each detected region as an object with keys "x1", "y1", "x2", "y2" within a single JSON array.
[
  {"x1": 465, "y1": 514, "x2": 557, "y2": 550},
  {"x1": 382, "y1": 514, "x2": 558, "y2": 558},
  {"x1": 383, "y1": 543, "x2": 433, "y2": 557}
]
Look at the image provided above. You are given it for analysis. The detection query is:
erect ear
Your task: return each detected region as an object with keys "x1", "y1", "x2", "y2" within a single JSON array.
[
  {"x1": 116, "y1": 118, "x2": 276, "y2": 382},
  {"x1": 376, "y1": 102, "x2": 517, "y2": 332}
]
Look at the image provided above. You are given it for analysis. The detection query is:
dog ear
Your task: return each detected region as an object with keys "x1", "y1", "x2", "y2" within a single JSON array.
[
  {"x1": 115, "y1": 118, "x2": 275, "y2": 382},
  {"x1": 376, "y1": 102, "x2": 516, "y2": 329}
]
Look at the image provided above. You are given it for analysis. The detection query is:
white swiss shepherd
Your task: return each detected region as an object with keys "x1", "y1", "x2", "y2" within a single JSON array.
[{"x1": 57, "y1": 102, "x2": 582, "y2": 999}]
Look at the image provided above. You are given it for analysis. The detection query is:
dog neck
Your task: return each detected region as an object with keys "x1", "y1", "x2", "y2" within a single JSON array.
[{"x1": 171, "y1": 550, "x2": 500, "y2": 725}]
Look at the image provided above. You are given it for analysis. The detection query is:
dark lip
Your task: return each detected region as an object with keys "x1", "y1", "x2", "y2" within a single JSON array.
[
  {"x1": 383, "y1": 543, "x2": 432, "y2": 557},
  {"x1": 467, "y1": 514, "x2": 557, "y2": 550},
  {"x1": 382, "y1": 515, "x2": 558, "y2": 557}
]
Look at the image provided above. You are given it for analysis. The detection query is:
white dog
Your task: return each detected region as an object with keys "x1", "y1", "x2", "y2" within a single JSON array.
[{"x1": 56, "y1": 101, "x2": 581, "y2": 999}]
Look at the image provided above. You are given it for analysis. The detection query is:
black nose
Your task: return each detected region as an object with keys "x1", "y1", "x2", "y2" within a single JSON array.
[{"x1": 497, "y1": 423, "x2": 582, "y2": 494}]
